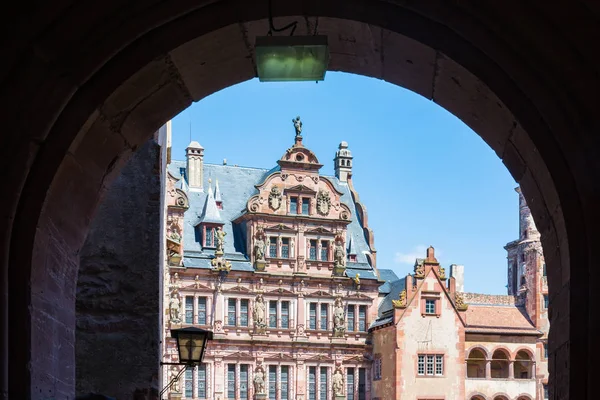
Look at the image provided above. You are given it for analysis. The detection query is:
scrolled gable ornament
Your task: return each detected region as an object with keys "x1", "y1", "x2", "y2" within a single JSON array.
[
  {"x1": 455, "y1": 292, "x2": 469, "y2": 311},
  {"x1": 316, "y1": 190, "x2": 332, "y2": 216},
  {"x1": 268, "y1": 186, "x2": 283, "y2": 210}
]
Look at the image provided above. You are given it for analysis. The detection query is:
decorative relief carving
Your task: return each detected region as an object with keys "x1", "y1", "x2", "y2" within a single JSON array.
[
  {"x1": 455, "y1": 292, "x2": 468, "y2": 311},
  {"x1": 317, "y1": 190, "x2": 331, "y2": 216},
  {"x1": 333, "y1": 296, "x2": 346, "y2": 337},
  {"x1": 414, "y1": 263, "x2": 424, "y2": 278},
  {"x1": 268, "y1": 186, "x2": 282, "y2": 210},
  {"x1": 392, "y1": 289, "x2": 407, "y2": 309},
  {"x1": 439, "y1": 266, "x2": 446, "y2": 280}
]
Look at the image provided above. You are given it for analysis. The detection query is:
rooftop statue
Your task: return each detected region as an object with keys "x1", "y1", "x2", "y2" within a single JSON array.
[{"x1": 293, "y1": 116, "x2": 302, "y2": 138}]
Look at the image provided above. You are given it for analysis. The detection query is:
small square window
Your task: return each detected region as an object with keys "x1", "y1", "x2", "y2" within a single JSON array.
[{"x1": 425, "y1": 299, "x2": 436, "y2": 314}]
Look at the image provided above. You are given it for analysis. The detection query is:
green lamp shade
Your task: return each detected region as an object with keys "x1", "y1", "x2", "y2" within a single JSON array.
[{"x1": 255, "y1": 35, "x2": 329, "y2": 82}]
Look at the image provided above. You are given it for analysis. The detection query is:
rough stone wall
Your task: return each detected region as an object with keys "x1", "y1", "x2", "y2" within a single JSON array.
[{"x1": 76, "y1": 140, "x2": 161, "y2": 399}]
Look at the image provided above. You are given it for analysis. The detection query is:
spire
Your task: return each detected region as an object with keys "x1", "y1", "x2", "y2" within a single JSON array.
[
  {"x1": 334, "y1": 141, "x2": 353, "y2": 182},
  {"x1": 198, "y1": 179, "x2": 223, "y2": 225},
  {"x1": 515, "y1": 186, "x2": 540, "y2": 241},
  {"x1": 215, "y1": 179, "x2": 223, "y2": 209},
  {"x1": 347, "y1": 237, "x2": 357, "y2": 263}
]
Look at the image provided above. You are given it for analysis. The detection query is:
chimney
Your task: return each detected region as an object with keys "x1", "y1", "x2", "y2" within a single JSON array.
[
  {"x1": 450, "y1": 264, "x2": 464, "y2": 292},
  {"x1": 334, "y1": 141, "x2": 353, "y2": 182},
  {"x1": 186, "y1": 140, "x2": 204, "y2": 191}
]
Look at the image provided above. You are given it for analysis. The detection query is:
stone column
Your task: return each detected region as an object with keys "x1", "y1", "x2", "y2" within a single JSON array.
[
  {"x1": 485, "y1": 361, "x2": 491, "y2": 379},
  {"x1": 509, "y1": 361, "x2": 515, "y2": 379}
]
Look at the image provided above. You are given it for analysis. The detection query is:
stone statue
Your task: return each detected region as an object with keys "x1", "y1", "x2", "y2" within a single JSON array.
[
  {"x1": 215, "y1": 226, "x2": 226, "y2": 253},
  {"x1": 170, "y1": 367, "x2": 181, "y2": 393},
  {"x1": 254, "y1": 229, "x2": 266, "y2": 262},
  {"x1": 332, "y1": 367, "x2": 344, "y2": 396},
  {"x1": 353, "y1": 273, "x2": 360, "y2": 287},
  {"x1": 253, "y1": 294, "x2": 267, "y2": 331},
  {"x1": 293, "y1": 116, "x2": 302, "y2": 137},
  {"x1": 333, "y1": 239, "x2": 346, "y2": 269},
  {"x1": 169, "y1": 292, "x2": 181, "y2": 323},
  {"x1": 253, "y1": 366, "x2": 266, "y2": 395},
  {"x1": 333, "y1": 296, "x2": 345, "y2": 337}
]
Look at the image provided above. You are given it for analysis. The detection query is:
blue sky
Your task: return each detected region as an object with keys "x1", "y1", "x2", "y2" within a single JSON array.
[{"x1": 170, "y1": 72, "x2": 518, "y2": 294}]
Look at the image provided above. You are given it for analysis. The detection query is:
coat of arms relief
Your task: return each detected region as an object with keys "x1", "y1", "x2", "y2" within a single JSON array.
[
  {"x1": 316, "y1": 190, "x2": 331, "y2": 216},
  {"x1": 268, "y1": 186, "x2": 282, "y2": 210}
]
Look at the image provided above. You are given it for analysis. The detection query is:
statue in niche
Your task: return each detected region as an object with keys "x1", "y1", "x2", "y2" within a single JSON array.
[
  {"x1": 169, "y1": 292, "x2": 181, "y2": 323},
  {"x1": 253, "y1": 294, "x2": 267, "y2": 332},
  {"x1": 215, "y1": 226, "x2": 226, "y2": 253},
  {"x1": 170, "y1": 367, "x2": 181, "y2": 393},
  {"x1": 195, "y1": 275, "x2": 200, "y2": 289},
  {"x1": 268, "y1": 186, "x2": 282, "y2": 210},
  {"x1": 253, "y1": 365, "x2": 266, "y2": 394},
  {"x1": 333, "y1": 238, "x2": 346, "y2": 269},
  {"x1": 332, "y1": 367, "x2": 344, "y2": 396},
  {"x1": 254, "y1": 228, "x2": 267, "y2": 262},
  {"x1": 317, "y1": 190, "x2": 331, "y2": 216},
  {"x1": 170, "y1": 230, "x2": 181, "y2": 243},
  {"x1": 333, "y1": 296, "x2": 346, "y2": 337},
  {"x1": 293, "y1": 116, "x2": 303, "y2": 138}
]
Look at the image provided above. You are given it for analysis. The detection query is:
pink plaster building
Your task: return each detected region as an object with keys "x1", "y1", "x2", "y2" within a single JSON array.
[{"x1": 160, "y1": 119, "x2": 548, "y2": 400}]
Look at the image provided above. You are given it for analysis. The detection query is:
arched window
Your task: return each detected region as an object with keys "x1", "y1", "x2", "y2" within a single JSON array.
[
  {"x1": 466, "y1": 349, "x2": 487, "y2": 378},
  {"x1": 490, "y1": 349, "x2": 510, "y2": 379},
  {"x1": 514, "y1": 350, "x2": 534, "y2": 379},
  {"x1": 493, "y1": 396, "x2": 509, "y2": 400}
]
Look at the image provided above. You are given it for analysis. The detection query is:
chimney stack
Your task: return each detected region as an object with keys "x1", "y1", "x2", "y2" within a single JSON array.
[
  {"x1": 450, "y1": 264, "x2": 465, "y2": 292},
  {"x1": 334, "y1": 141, "x2": 353, "y2": 182},
  {"x1": 186, "y1": 140, "x2": 204, "y2": 191}
]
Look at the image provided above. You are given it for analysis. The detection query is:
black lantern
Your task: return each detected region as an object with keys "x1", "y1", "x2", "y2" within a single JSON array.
[{"x1": 170, "y1": 327, "x2": 213, "y2": 365}]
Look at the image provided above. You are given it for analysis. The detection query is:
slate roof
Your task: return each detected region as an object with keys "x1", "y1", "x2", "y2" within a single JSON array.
[
  {"x1": 377, "y1": 269, "x2": 400, "y2": 294},
  {"x1": 465, "y1": 305, "x2": 541, "y2": 335},
  {"x1": 169, "y1": 161, "x2": 378, "y2": 277},
  {"x1": 378, "y1": 277, "x2": 406, "y2": 316}
]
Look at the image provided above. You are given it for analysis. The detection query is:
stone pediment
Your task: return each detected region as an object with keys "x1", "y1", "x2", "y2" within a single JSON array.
[
  {"x1": 346, "y1": 292, "x2": 371, "y2": 300},
  {"x1": 343, "y1": 355, "x2": 369, "y2": 364},
  {"x1": 188, "y1": 282, "x2": 211, "y2": 291},
  {"x1": 284, "y1": 184, "x2": 316, "y2": 194},
  {"x1": 227, "y1": 285, "x2": 251, "y2": 293},
  {"x1": 306, "y1": 354, "x2": 333, "y2": 363},
  {"x1": 267, "y1": 288, "x2": 295, "y2": 296},
  {"x1": 307, "y1": 290, "x2": 333, "y2": 298},
  {"x1": 266, "y1": 223, "x2": 295, "y2": 231},
  {"x1": 224, "y1": 351, "x2": 253, "y2": 359},
  {"x1": 265, "y1": 353, "x2": 295, "y2": 361},
  {"x1": 305, "y1": 226, "x2": 334, "y2": 235}
]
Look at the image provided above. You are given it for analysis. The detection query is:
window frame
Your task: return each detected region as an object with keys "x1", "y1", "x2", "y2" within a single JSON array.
[{"x1": 417, "y1": 353, "x2": 445, "y2": 377}]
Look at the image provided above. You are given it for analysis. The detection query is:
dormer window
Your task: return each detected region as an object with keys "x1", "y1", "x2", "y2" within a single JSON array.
[
  {"x1": 202, "y1": 225, "x2": 217, "y2": 248},
  {"x1": 349, "y1": 254, "x2": 357, "y2": 263}
]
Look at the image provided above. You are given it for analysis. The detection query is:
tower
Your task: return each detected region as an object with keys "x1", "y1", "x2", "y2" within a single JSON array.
[
  {"x1": 186, "y1": 140, "x2": 204, "y2": 191},
  {"x1": 334, "y1": 141, "x2": 353, "y2": 182}
]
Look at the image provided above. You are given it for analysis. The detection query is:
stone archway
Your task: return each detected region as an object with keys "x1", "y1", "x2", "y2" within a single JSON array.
[{"x1": 2, "y1": 2, "x2": 598, "y2": 399}]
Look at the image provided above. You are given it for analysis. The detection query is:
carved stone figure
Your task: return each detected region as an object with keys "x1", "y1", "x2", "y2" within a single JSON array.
[
  {"x1": 297, "y1": 324, "x2": 305, "y2": 336},
  {"x1": 333, "y1": 296, "x2": 346, "y2": 337},
  {"x1": 268, "y1": 186, "x2": 282, "y2": 210},
  {"x1": 293, "y1": 116, "x2": 302, "y2": 137},
  {"x1": 333, "y1": 239, "x2": 346, "y2": 269},
  {"x1": 253, "y1": 366, "x2": 266, "y2": 394},
  {"x1": 332, "y1": 368, "x2": 344, "y2": 396},
  {"x1": 169, "y1": 292, "x2": 181, "y2": 323},
  {"x1": 392, "y1": 289, "x2": 407, "y2": 308},
  {"x1": 254, "y1": 228, "x2": 266, "y2": 262},
  {"x1": 170, "y1": 367, "x2": 181, "y2": 393},
  {"x1": 253, "y1": 294, "x2": 267, "y2": 332},
  {"x1": 316, "y1": 190, "x2": 331, "y2": 216},
  {"x1": 195, "y1": 274, "x2": 200, "y2": 289},
  {"x1": 455, "y1": 292, "x2": 468, "y2": 311},
  {"x1": 170, "y1": 230, "x2": 181, "y2": 242},
  {"x1": 215, "y1": 226, "x2": 226, "y2": 253}
]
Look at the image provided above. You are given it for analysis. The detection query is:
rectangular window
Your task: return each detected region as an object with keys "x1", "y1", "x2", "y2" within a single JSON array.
[
  {"x1": 544, "y1": 384, "x2": 549, "y2": 399},
  {"x1": 544, "y1": 295, "x2": 549, "y2": 309},
  {"x1": 320, "y1": 303, "x2": 328, "y2": 330},
  {"x1": 309, "y1": 303, "x2": 317, "y2": 329},
  {"x1": 319, "y1": 367, "x2": 328, "y2": 400},
  {"x1": 281, "y1": 238, "x2": 290, "y2": 258},
  {"x1": 240, "y1": 365, "x2": 248, "y2": 400},
  {"x1": 269, "y1": 300, "x2": 278, "y2": 328},
  {"x1": 358, "y1": 305, "x2": 367, "y2": 331},
  {"x1": 418, "y1": 355, "x2": 425, "y2": 375},
  {"x1": 240, "y1": 299, "x2": 249, "y2": 327},
  {"x1": 347, "y1": 368, "x2": 355, "y2": 400},
  {"x1": 435, "y1": 354, "x2": 443, "y2": 375},
  {"x1": 320, "y1": 241, "x2": 329, "y2": 261},
  {"x1": 301, "y1": 197, "x2": 310, "y2": 215},
  {"x1": 269, "y1": 366, "x2": 277, "y2": 400},
  {"x1": 269, "y1": 237, "x2": 277, "y2": 258},
  {"x1": 358, "y1": 368, "x2": 366, "y2": 400},
  {"x1": 543, "y1": 263, "x2": 547, "y2": 276},
  {"x1": 373, "y1": 358, "x2": 382, "y2": 380},
  {"x1": 281, "y1": 301, "x2": 290, "y2": 328},
  {"x1": 185, "y1": 296, "x2": 194, "y2": 324},
  {"x1": 308, "y1": 367, "x2": 316, "y2": 400},
  {"x1": 425, "y1": 299, "x2": 436, "y2": 314},
  {"x1": 309, "y1": 240, "x2": 317, "y2": 260},
  {"x1": 185, "y1": 368, "x2": 193, "y2": 397},
  {"x1": 204, "y1": 227, "x2": 214, "y2": 247},
  {"x1": 347, "y1": 305, "x2": 355, "y2": 331},
  {"x1": 418, "y1": 354, "x2": 444, "y2": 376},
  {"x1": 227, "y1": 299, "x2": 236, "y2": 326},
  {"x1": 198, "y1": 297, "x2": 207, "y2": 325},
  {"x1": 281, "y1": 366, "x2": 289, "y2": 400},
  {"x1": 544, "y1": 343, "x2": 548, "y2": 359},
  {"x1": 197, "y1": 364, "x2": 207, "y2": 399},
  {"x1": 227, "y1": 364, "x2": 236, "y2": 399},
  {"x1": 290, "y1": 197, "x2": 298, "y2": 214}
]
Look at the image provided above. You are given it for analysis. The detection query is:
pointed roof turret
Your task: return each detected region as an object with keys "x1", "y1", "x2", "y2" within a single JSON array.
[
  {"x1": 347, "y1": 237, "x2": 357, "y2": 256},
  {"x1": 197, "y1": 179, "x2": 223, "y2": 225},
  {"x1": 215, "y1": 179, "x2": 223, "y2": 209}
]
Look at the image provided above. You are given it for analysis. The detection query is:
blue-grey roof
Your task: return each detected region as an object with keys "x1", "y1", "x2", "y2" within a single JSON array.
[
  {"x1": 369, "y1": 316, "x2": 393, "y2": 330},
  {"x1": 378, "y1": 278, "x2": 406, "y2": 316},
  {"x1": 377, "y1": 269, "x2": 400, "y2": 294},
  {"x1": 168, "y1": 161, "x2": 377, "y2": 276}
]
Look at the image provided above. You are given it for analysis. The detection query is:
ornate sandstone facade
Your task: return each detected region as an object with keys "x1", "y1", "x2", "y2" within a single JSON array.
[{"x1": 160, "y1": 119, "x2": 547, "y2": 400}]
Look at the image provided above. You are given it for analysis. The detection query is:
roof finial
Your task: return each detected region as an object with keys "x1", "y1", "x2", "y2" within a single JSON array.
[{"x1": 293, "y1": 116, "x2": 303, "y2": 145}]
